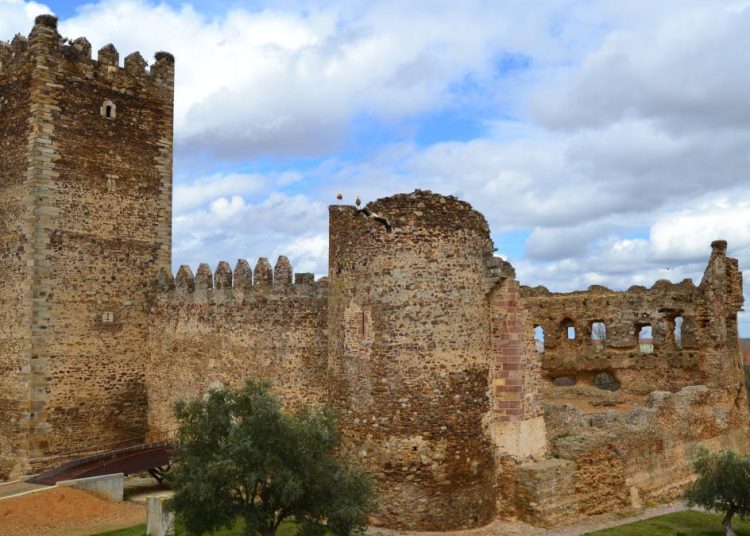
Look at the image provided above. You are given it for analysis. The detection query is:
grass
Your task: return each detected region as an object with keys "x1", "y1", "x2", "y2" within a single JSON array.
[
  {"x1": 584, "y1": 510, "x2": 750, "y2": 535},
  {"x1": 90, "y1": 526, "x2": 146, "y2": 536},
  {"x1": 90, "y1": 518, "x2": 314, "y2": 535}
]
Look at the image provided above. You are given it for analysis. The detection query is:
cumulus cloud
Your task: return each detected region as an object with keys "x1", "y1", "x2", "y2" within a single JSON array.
[
  {"x1": 51, "y1": 0, "x2": 567, "y2": 159},
  {"x1": 532, "y1": 3, "x2": 750, "y2": 133},
  {"x1": 175, "y1": 172, "x2": 266, "y2": 212},
  {"x1": 173, "y1": 191, "x2": 328, "y2": 275},
  {"x1": 0, "y1": 0, "x2": 48, "y2": 38}
]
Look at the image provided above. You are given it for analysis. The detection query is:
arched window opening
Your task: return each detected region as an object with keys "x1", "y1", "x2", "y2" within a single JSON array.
[
  {"x1": 100, "y1": 99, "x2": 116, "y2": 120},
  {"x1": 561, "y1": 318, "x2": 576, "y2": 340},
  {"x1": 591, "y1": 321, "x2": 607, "y2": 350},
  {"x1": 638, "y1": 324, "x2": 653, "y2": 353},
  {"x1": 534, "y1": 325, "x2": 545, "y2": 353}
]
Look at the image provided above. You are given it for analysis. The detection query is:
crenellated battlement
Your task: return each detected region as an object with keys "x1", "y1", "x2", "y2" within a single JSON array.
[
  {"x1": 0, "y1": 15, "x2": 174, "y2": 91},
  {"x1": 155, "y1": 256, "x2": 327, "y2": 304}
]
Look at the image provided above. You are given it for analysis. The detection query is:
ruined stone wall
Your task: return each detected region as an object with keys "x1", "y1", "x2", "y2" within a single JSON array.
[
  {"x1": 517, "y1": 241, "x2": 749, "y2": 525},
  {"x1": 145, "y1": 258, "x2": 329, "y2": 435},
  {"x1": 0, "y1": 16, "x2": 174, "y2": 471},
  {"x1": 0, "y1": 35, "x2": 33, "y2": 479},
  {"x1": 488, "y1": 275, "x2": 547, "y2": 517},
  {"x1": 327, "y1": 191, "x2": 502, "y2": 531},
  {"x1": 521, "y1": 242, "x2": 744, "y2": 396}
]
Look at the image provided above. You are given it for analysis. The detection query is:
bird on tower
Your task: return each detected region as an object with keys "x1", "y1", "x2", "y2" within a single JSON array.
[
  {"x1": 336, "y1": 193, "x2": 343, "y2": 202},
  {"x1": 355, "y1": 195, "x2": 362, "y2": 207}
]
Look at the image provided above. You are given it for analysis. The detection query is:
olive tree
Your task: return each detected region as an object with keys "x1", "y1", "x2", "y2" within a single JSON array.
[
  {"x1": 684, "y1": 448, "x2": 750, "y2": 536},
  {"x1": 168, "y1": 380, "x2": 374, "y2": 536}
]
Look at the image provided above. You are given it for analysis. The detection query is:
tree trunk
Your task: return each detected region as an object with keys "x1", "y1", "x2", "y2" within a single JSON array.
[
  {"x1": 723, "y1": 508, "x2": 737, "y2": 536},
  {"x1": 263, "y1": 527, "x2": 276, "y2": 536}
]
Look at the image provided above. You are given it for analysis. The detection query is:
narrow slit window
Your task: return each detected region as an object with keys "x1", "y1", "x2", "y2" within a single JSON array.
[
  {"x1": 674, "y1": 316, "x2": 683, "y2": 350},
  {"x1": 358, "y1": 311, "x2": 366, "y2": 338}
]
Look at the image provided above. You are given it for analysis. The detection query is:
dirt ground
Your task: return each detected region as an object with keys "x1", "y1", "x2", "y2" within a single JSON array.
[
  {"x1": 0, "y1": 486, "x2": 145, "y2": 536},
  {"x1": 544, "y1": 383, "x2": 643, "y2": 414},
  {"x1": 0, "y1": 476, "x2": 684, "y2": 536}
]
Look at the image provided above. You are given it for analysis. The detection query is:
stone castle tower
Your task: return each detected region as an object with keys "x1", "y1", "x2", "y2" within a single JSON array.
[
  {"x1": 0, "y1": 15, "x2": 173, "y2": 476},
  {"x1": 326, "y1": 193, "x2": 546, "y2": 529}
]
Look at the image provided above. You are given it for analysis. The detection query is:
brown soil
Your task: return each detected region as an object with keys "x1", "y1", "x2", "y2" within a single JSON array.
[
  {"x1": 544, "y1": 384, "x2": 642, "y2": 414},
  {"x1": 0, "y1": 486, "x2": 145, "y2": 536}
]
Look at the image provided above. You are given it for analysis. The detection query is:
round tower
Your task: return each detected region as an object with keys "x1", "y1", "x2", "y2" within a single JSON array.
[{"x1": 327, "y1": 190, "x2": 497, "y2": 530}]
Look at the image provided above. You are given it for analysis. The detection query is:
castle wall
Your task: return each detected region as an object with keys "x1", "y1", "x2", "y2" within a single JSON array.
[
  {"x1": 0, "y1": 16, "x2": 175, "y2": 470},
  {"x1": 145, "y1": 259, "x2": 329, "y2": 435},
  {"x1": 327, "y1": 191, "x2": 502, "y2": 530},
  {"x1": 0, "y1": 37, "x2": 33, "y2": 479}
]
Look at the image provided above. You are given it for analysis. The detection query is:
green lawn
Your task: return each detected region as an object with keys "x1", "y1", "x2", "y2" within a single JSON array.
[
  {"x1": 585, "y1": 510, "x2": 750, "y2": 535},
  {"x1": 90, "y1": 526, "x2": 146, "y2": 536}
]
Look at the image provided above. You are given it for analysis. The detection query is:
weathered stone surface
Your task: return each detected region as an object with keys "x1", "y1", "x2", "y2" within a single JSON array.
[
  {"x1": 593, "y1": 372, "x2": 620, "y2": 391},
  {"x1": 553, "y1": 376, "x2": 576, "y2": 387},
  {"x1": 0, "y1": 15, "x2": 173, "y2": 477}
]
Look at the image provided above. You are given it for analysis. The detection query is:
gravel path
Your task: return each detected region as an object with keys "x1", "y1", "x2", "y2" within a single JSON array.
[
  {"x1": 370, "y1": 502, "x2": 688, "y2": 536},
  {"x1": 0, "y1": 480, "x2": 47, "y2": 500},
  {"x1": 543, "y1": 502, "x2": 687, "y2": 535}
]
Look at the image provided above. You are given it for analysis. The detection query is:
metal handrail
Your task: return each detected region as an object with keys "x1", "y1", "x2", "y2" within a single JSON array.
[{"x1": 30, "y1": 429, "x2": 179, "y2": 480}]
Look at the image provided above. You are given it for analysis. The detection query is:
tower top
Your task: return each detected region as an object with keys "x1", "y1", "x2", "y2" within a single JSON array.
[{"x1": 0, "y1": 14, "x2": 174, "y2": 91}]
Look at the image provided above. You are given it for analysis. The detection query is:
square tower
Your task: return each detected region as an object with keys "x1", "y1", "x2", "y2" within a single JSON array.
[{"x1": 0, "y1": 15, "x2": 173, "y2": 477}]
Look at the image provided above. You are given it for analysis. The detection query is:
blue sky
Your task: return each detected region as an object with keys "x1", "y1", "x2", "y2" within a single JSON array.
[{"x1": 2, "y1": 0, "x2": 750, "y2": 336}]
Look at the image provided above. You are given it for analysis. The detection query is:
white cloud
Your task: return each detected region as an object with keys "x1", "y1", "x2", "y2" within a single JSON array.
[
  {"x1": 283, "y1": 233, "x2": 328, "y2": 275},
  {"x1": 0, "y1": 0, "x2": 49, "y2": 38},
  {"x1": 51, "y1": 0, "x2": 569, "y2": 159},
  {"x1": 175, "y1": 172, "x2": 265, "y2": 212},
  {"x1": 650, "y1": 201, "x2": 750, "y2": 262},
  {"x1": 532, "y1": 3, "x2": 750, "y2": 132}
]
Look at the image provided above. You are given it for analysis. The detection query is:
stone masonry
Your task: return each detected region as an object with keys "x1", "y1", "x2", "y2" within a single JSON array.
[
  {"x1": 0, "y1": 16, "x2": 173, "y2": 477},
  {"x1": 1, "y1": 16, "x2": 748, "y2": 531}
]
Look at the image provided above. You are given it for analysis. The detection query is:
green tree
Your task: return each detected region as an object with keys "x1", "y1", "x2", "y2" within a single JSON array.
[
  {"x1": 684, "y1": 448, "x2": 750, "y2": 536},
  {"x1": 168, "y1": 380, "x2": 374, "y2": 536}
]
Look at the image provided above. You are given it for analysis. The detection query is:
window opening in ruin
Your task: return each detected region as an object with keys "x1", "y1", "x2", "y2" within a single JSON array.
[
  {"x1": 561, "y1": 318, "x2": 576, "y2": 341},
  {"x1": 674, "y1": 316, "x2": 683, "y2": 350},
  {"x1": 534, "y1": 325, "x2": 544, "y2": 353},
  {"x1": 638, "y1": 325, "x2": 653, "y2": 353},
  {"x1": 106, "y1": 105, "x2": 112, "y2": 118},
  {"x1": 591, "y1": 321, "x2": 606, "y2": 350}
]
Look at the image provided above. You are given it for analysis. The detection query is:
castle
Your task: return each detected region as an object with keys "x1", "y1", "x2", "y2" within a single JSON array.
[{"x1": 1, "y1": 16, "x2": 748, "y2": 530}]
